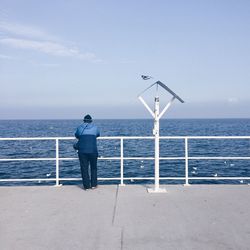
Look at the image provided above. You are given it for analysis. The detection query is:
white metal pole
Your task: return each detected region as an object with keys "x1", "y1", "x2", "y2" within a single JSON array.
[
  {"x1": 148, "y1": 96, "x2": 167, "y2": 193},
  {"x1": 184, "y1": 137, "x2": 190, "y2": 186},
  {"x1": 119, "y1": 138, "x2": 125, "y2": 186},
  {"x1": 154, "y1": 97, "x2": 160, "y2": 190},
  {"x1": 55, "y1": 138, "x2": 61, "y2": 187}
]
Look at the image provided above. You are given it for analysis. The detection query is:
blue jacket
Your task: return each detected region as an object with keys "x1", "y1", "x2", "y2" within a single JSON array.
[{"x1": 75, "y1": 123, "x2": 100, "y2": 154}]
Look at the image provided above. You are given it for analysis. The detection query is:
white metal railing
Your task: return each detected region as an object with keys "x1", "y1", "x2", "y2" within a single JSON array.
[{"x1": 0, "y1": 136, "x2": 250, "y2": 186}]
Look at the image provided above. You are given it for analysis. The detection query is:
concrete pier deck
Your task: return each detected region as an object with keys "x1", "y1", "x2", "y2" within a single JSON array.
[{"x1": 0, "y1": 185, "x2": 250, "y2": 250}]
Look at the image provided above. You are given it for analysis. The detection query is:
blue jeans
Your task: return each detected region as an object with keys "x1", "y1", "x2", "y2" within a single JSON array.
[{"x1": 78, "y1": 153, "x2": 98, "y2": 189}]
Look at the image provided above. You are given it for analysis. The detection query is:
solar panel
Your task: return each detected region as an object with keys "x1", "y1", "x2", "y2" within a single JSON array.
[{"x1": 156, "y1": 81, "x2": 184, "y2": 103}]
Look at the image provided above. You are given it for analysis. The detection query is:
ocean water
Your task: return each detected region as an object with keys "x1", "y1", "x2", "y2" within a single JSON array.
[{"x1": 0, "y1": 119, "x2": 250, "y2": 186}]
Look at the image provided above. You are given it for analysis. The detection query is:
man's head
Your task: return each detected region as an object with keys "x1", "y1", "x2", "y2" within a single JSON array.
[{"x1": 83, "y1": 114, "x2": 92, "y2": 123}]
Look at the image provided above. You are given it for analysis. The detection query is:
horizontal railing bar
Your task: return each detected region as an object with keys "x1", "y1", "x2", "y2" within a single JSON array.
[
  {"x1": 37, "y1": 177, "x2": 183, "y2": 181},
  {"x1": 53, "y1": 157, "x2": 185, "y2": 160},
  {"x1": 60, "y1": 178, "x2": 120, "y2": 181},
  {"x1": 160, "y1": 136, "x2": 250, "y2": 139},
  {"x1": 123, "y1": 177, "x2": 185, "y2": 180},
  {"x1": 0, "y1": 158, "x2": 56, "y2": 161},
  {"x1": 189, "y1": 177, "x2": 250, "y2": 179},
  {"x1": 189, "y1": 157, "x2": 250, "y2": 160},
  {"x1": 99, "y1": 136, "x2": 155, "y2": 140},
  {"x1": 0, "y1": 177, "x2": 184, "y2": 182},
  {"x1": 124, "y1": 177, "x2": 154, "y2": 180},
  {"x1": 100, "y1": 157, "x2": 155, "y2": 160},
  {"x1": 0, "y1": 136, "x2": 156, "y2": 141},
  {"x1": 0, "y1": 157, "x2": 152, "y2": 161},
  {"x1": 0, "y1": 178, "x2": 57, "y2": 182},
  {"x1": 1, "y1": 156, "x2": 250, "y2": 162},
  {"x1": 1, "y1": 136, "x2": 250, "y2": 141},
  {"x1": 1, "y1": 177, "x2": 249, "y2": 183},
  {"x1": 0, "y1": 178, "x2": 123, "y2": 182},
  {"x1": 185, "y1": 136, "x2": 250, "y2": 139},
  {"x1": 0, "y1": 137, "x2": 68, "y2": 141},
  {"x1": 59, "y1": 177, "x2": 185, "y2": 180}
]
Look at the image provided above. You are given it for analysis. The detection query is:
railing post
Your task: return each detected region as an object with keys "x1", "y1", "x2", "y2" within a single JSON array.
[
  {"x1": 55, "y1": 138, "x2": 62, "y2": 187},
  {"x1": 184, "y1": 137, "x2": 190, "y2": 186},
  {"x1": 119, "y1": 138, "x2": 125, "y2": 186}
]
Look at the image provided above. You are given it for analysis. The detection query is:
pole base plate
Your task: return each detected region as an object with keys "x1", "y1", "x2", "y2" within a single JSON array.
[
  {"x1": 147, "y1": 187, "x2": 167, "y2": 193},
  {"x1": 54, "y1": 184, "x2": 63, "y2": 187}
]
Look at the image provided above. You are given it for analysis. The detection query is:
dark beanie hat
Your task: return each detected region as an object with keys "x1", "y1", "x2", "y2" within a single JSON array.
[{"x1": 83, "y1": 114, "x2": 92, "y2": 123}]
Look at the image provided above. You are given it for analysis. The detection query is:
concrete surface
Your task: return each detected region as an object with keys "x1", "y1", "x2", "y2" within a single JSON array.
[{"x1": 0, "y1": 185, "x2": 250, "y2": 250}]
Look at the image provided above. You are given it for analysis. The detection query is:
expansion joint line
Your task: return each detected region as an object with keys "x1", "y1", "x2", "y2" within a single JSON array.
[
  {"x1": 121, "y1": 227, "x2": 124, "y2": 250},
  {"x1": 112, "y1": 184, "x2": 119, "y2": 225}
]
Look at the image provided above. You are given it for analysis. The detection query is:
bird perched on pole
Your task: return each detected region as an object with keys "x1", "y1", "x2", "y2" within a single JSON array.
[{"x1": 141, "y1": 75, "x2": 153, "y2": 80}]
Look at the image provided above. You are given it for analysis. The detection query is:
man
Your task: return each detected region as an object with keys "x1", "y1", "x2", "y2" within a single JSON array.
[{"x1": 75, "y1": 114, "x2": 100, "y2": 190}]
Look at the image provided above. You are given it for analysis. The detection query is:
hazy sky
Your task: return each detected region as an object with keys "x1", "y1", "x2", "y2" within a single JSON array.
[{"x1": 0, "y1": 0, "x2": 249, "y2": 119}]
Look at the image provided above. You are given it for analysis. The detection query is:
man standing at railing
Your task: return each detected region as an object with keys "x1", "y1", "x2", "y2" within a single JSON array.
[{"x1": 75, "y1": 114, "x2": 100, "y2": 190}]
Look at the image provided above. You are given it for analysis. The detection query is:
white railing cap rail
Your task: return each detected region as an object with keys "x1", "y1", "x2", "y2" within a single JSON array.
[
  {"x1": 0, "y1": 136, "x2": 156, "y2": 140},
  {"x1": 0, "y1": 135, "x2": 250, "y2": 141}
]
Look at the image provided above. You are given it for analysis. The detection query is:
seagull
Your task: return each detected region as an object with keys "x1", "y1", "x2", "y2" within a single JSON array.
[
  {"x1": 214, "y1": 173, "x2": 218, "y2": 177},
  {"x1": 141, "y1": 75, "x2": 153, "y2": 80}
]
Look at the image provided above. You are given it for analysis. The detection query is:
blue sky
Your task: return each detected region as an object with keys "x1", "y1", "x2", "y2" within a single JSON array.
[{"x1": 0, "y1": 0, "x2": 249, "y2": 119}]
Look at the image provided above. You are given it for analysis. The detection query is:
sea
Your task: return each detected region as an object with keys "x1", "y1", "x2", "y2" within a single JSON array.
[{"x1": 0, "y1": 119, "x2": 250, "y2": 186}]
